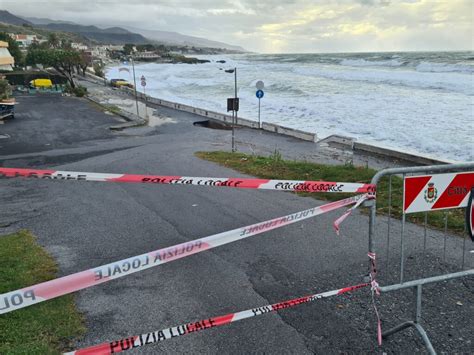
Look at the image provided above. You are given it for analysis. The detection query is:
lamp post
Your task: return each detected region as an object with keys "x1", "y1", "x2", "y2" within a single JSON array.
[
  {"x1": 129, "y1": 54, "x2": 140, "y2": 117},
  {"x1": 225, "y1": 67, "x2": 237, "y2": 152}
]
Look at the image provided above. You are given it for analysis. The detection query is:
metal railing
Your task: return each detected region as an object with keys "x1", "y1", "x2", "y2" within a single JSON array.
[
  {"x1": 368, "y1": 162, "x2": 474, "y2": 282},
  {"x1": 379, "y1": 269, "x2": 473, "y2": 355},
  {"x1": 367, "y1": 162, "x2": 474, "y2": 354}
]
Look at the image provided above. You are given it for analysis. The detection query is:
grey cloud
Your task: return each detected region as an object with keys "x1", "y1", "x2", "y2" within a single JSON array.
[{"x1": 1, "y1": 0, "x2": 470, "y2": 53}]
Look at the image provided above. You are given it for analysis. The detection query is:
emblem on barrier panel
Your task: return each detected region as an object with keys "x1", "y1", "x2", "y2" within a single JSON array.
[{"x1": 424, "y1": 182, "x2": 438, "y2": 203}]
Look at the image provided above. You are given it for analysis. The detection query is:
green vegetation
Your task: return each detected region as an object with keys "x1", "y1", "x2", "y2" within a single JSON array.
[
  {"x1": 93, "y1": 63, "x2": 105, "y2": 78},
  {"x1": 0, "y1": 22, "x2": 85, "y2": 46},
  {"x1": 103, "y1": 104, "x2": 121, "y2": 114},
  {"x1": 0, "y1": 76, "x2": 13, "y2": 100},
  {"x1": 26, "y1": 48, "x2": 84, "y2": 88},
  {"x1": 196, "y1": 151, "x2": 466, "y2": 234},
  {"x1": 73, "y1": 85, "x2": 87, "y2": 97},
  {"x1": 64, "y1": 83, "x2": 87, "y2": 97},
  {"x1": 0, "y1": 230, "x2": 85, "y2": 354}
]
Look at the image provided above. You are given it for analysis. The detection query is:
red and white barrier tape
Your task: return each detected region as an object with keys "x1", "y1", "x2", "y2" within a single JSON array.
[
  {"x1": 333, "y1": 193, "x2": 369, "y2": 235},
  {"x1": 0, "y1": 194, "x2": 369, "y2": 315},
  {"x1": 368, "y1": 252, "x2": 382, "y2": 345},
  {"x1": 0, "y1": 167, "x2": 375, "y2": 194},
  {"x1": 64, "y1": 282, "x2": 369, "y2": 355}
]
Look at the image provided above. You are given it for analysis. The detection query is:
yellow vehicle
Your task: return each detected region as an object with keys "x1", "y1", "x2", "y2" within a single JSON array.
[
  {"x1": 110, "y1": 79, "x2": 134, "y2": 88},
  {"x1": 29, "y1": 78, "x2": 53, "y2": 89}
]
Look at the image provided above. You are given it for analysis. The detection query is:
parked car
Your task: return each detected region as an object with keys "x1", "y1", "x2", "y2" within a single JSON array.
[
  {"x1": 110, "y1": 78, "x2": 134, "y2": 88},
  {"x1": 29, "y1": 78, "x2": 53, "y2": 89}
]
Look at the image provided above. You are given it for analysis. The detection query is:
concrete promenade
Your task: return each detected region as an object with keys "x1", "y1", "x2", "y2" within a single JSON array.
[{"x1": 0, "y1": 89, "x2": 472, "y2": 354}]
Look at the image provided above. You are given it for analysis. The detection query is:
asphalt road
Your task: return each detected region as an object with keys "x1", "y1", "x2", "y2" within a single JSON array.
[{"x1": 0, "y1": 93, "x2": 472, "y2": 354}]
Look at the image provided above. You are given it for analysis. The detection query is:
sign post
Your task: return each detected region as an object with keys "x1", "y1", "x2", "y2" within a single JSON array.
[
  {"x1": 255, "y1": 81, "x2": 264, "y2": 129},
  {"x1": 225, "y1": 68, "x2": 238, "y2": 152},
  {"x1": 140, "y1": 75, "x2": 148, "y2": 120}
]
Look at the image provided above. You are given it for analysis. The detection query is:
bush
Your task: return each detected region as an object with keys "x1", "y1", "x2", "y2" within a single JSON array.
[
  {"x1": 73, "y1": 85, "x2": 87, "y2": 97},
  {"x1": 93, "y1": 63, "x2": 104, "y2": 78},
  {"x1": 0, "y1": 77, "x2": 12, "y2": 100},
  {"x1": 65, "y1": 84, "x2": 87, "y2": 97}
]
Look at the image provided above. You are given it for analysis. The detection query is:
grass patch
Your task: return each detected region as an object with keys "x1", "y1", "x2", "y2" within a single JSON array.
[
  {"x1": 196, "y1": 151, "x2": 466, "y2": 234},
  {"x1": 103, "y1": 104, "x2": 122, "y2": 115},
  {"x1": 0, "y1": 230, "x2": 85, "y2": 354},
  {"x1": 87, "y1": 101, "x2": 121, "y2": 115}
]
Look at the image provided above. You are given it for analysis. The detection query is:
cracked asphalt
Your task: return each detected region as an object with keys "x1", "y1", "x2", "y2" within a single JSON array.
[{"x1": 0, "y1": 92, "x2": 472, "y2": 354}]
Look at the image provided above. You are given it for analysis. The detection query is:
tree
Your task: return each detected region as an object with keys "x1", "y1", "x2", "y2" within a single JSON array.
[
  {"x1": 0, "y1": 32, "x2": 24, "y2": 68},
  {"x1": 47, "y1": 33, "x2": 60, "y2": 48},
  {"x1": 123, "y1": 43, "x2": 134, "y2": 55},
  {"x1": 0, "y1": 76, "x2": 12, "y2": 100},
  {"x1": 60, "y1": 38, "x2": 72, "y2": 50},
  {"x1": 77, "y1": 50, "x2": 91, "y2": 76},
  {"x1": 136, "y1": 44, "x2": 155, "y2": 52},
  {"x1": 93, "y1": 62, "x2": 104, "y2": 77},
  {"x1": 26, "y1": 48, "x2": 82, "y2": 88}
]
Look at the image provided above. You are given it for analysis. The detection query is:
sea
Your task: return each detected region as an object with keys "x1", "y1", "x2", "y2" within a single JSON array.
[{"x1": 106, "y1": 51, "x2": 474, "y2": 162}]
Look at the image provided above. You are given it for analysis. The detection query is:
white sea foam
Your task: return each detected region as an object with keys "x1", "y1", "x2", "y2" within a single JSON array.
[
  {"x1": 292, "y1": 65, "x2": 473, "y2": 95},
  {"x1": 107, "y1": 52, "x2": 474, "y2": 162},
  {"x1": 415, "y1": 61, "x2": 474, "y2": 73},
  {"x1": 340, "y1": 58, "x2": 405, "y2": 67}
]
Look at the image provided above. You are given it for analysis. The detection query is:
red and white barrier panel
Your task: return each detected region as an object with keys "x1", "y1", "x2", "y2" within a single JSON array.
[
  {"x1": 404, "y1": 171, "x2": 474, "y2": 214},
  {"x1": 0, "y1": 167, "x2": 375, "y2": 194},
  {"x1": 0, "y1": 194, "x2": 369, "y2": 315},
  {"x1": 65, "y1": 282, "x2": 369, "y2": 355}
]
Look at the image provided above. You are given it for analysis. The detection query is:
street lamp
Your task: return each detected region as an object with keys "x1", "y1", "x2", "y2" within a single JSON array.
[
  {"x1": 225, "y1": 67, "x2": 237, "y2": 152},
  {"x1": 129, "y1": 54, "x2": 140, "y2": 117}
]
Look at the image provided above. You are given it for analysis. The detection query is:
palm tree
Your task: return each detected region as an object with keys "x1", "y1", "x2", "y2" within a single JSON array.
[{"x1": 47, "y1": 33, "x2": 60, "y2": 49}]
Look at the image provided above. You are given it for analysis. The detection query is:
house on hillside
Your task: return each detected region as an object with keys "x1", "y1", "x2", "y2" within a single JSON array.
[
  {"x1": 0, "y1": 41, "x2": 14, "y2": 71},
  {"x1": 91, "y1": 45, "x2": 124, "y2": 60},
  {"x1": 72, "y1": 42, "x2": 88, "y2": 51},
  {"x1": 9, "y1": 34, "x2": 41, "y2": 48}
]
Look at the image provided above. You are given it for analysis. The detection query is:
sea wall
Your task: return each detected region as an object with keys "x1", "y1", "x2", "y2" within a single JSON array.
[
  {"x1": 318, "y1": 135, "x2": 455, "y2": 165},
  {"x1": 138, "y1": 91, "x2": 316, "y2": 142}
]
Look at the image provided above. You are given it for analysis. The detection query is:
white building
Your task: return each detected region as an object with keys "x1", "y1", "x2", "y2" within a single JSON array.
[
  {"x1": 134, "y1": 51, "x2": 161, "y2": 60},
  {"x1": 71, "y1": 42, "x2": 89, "y2": 51}
]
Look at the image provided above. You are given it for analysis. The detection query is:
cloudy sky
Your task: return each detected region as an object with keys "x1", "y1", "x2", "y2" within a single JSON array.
[{"x1": 3, "y1": 0, "x2": 473, "y2": 53}]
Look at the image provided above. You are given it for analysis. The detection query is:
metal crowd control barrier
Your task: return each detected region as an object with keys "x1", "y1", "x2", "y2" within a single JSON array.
[
  {"x1": 367, "y1": 162, "x2": 474, "y2": 354},
  {"x1": 379, "y1": 269, "x2": 474, "y2": 355}
]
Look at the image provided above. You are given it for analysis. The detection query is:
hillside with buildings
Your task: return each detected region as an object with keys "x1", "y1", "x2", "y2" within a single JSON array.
[{"x1": 0, "y1": 10, "x2": 246, "y2": 53}]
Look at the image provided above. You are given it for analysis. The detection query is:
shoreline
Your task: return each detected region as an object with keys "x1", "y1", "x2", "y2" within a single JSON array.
[{"x1": 84, "y1": 70, "x2": 459, "y2": 167}]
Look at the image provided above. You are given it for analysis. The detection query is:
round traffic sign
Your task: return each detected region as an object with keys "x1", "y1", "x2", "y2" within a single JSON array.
[
  {"x1": 256, "y1": 80, "x2": 264, "y2": 90},
  {"x1": 256, "y1": 89, "x2": 264, "y2": 99},
  {"x1": 141, "y1": 80, "x2": 146, "y2": 87}
]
